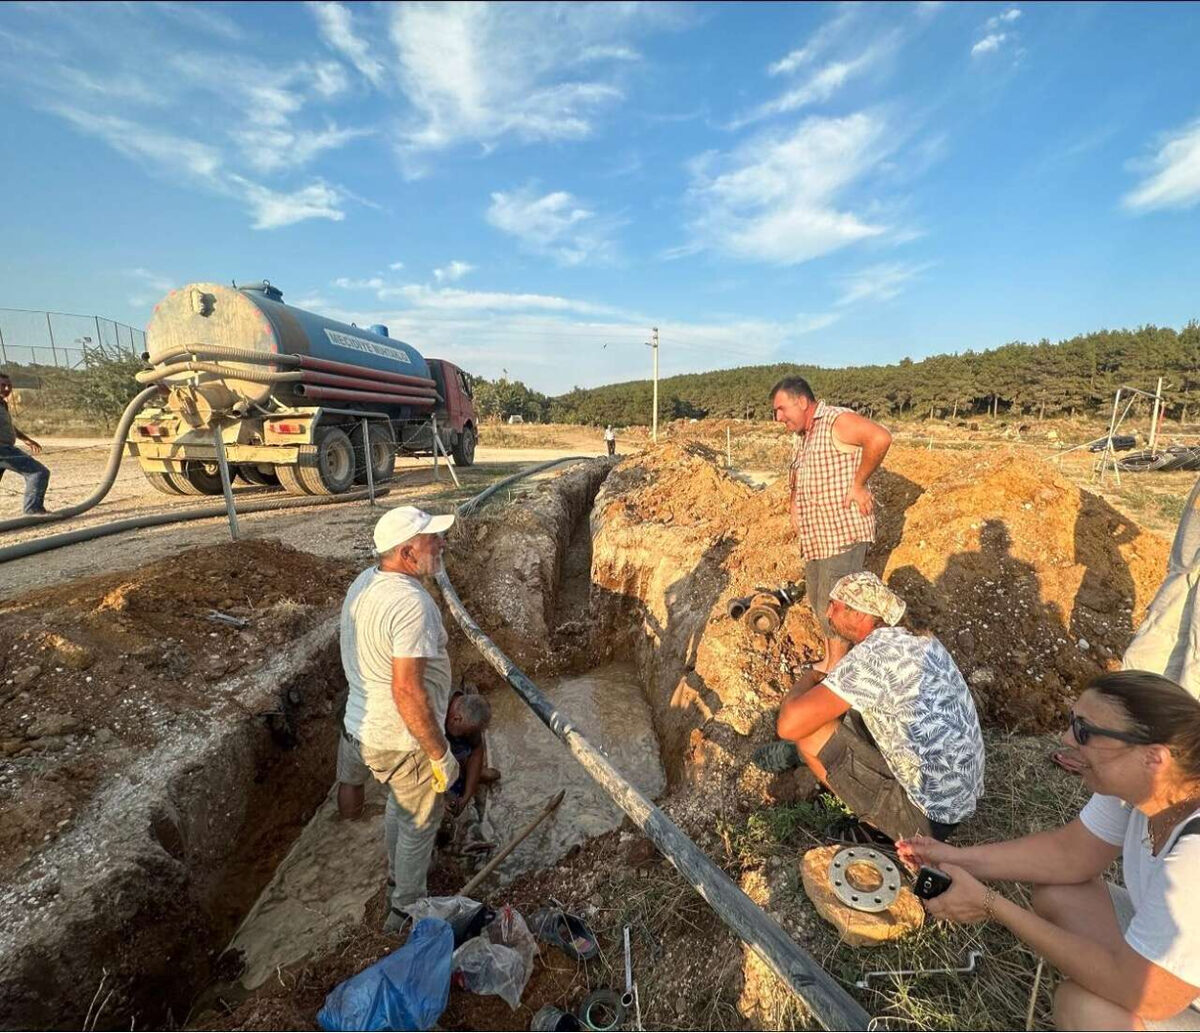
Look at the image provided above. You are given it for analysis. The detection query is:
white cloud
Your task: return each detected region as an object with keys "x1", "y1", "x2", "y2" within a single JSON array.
[
  {"x1": 311, "y1": 61, "x2": 350, "y2": 99},
  {"x1": 153, "y1": 2, "x2": 245, "y2": 41},
  {"x1": 986, "y1": 8, "x2": 1022, "y2": 29},
  {"x1": 386, "y1": 4, "x2": 674, "y2": 168},
  {"x1": 732, "y1": 49, "x2": 882, "y2": 129},
  {"x1": 767, "y1": 8, "x2": 857, "y2": 76},
  {"x1": 433, "y1": 261, "x2": 474, "y2": 284},
  {"x1": 682, "y1": 113, "x2": 895, "y2": 265},
  {"x1": 487, "y1": 186, "x2": 616, "y2": 266},
  {"x1": 835, "y1": 261, "x2": 934, "y2": 306},
  {"x1": 333, "y1": 276, "x2": 386, "y2": 290},
  {"x1": 128, "y1": 267, "x2": 175, "y2": 293},
  {"x1": 309, "y1": 2, "x2": 388, "y2": 88},
  {"x1": 971, "y1": 33, "x2": 1008, "y2": 57},
  {"x1": 229, "y1": 178, "x2": 347, "y2": 230},
  {"x1": 231, "y1": 124, "x2": 372, "y2": 174},
  {"x1": 377, "y1": 284, "x2": 617, "y2": 317},
  {"x1": 1123, "y1": 119, "x2": 1200, "y2": 212},
  {"x1": 388, "y1": 261, "x2": 406, "y2": 271}
]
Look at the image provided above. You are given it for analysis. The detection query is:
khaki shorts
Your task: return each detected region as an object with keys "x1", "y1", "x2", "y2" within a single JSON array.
[{"x1": 1106, "y1": 883, "x2": 1200, "y2": 1030}]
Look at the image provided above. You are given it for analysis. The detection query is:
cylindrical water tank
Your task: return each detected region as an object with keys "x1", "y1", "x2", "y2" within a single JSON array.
[{"x1": 144, "y1": 281, "x2": 432, "y2": 413}]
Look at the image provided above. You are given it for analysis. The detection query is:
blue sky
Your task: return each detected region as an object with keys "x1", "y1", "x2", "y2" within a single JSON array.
[{"x1": 2, "y1": 1, "x2": 1199, "y2": 394}]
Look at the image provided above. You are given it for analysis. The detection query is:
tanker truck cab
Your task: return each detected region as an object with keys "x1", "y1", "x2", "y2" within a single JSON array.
[{"x1": 128, "y1": 281, "x2": 478, "y2": 498}]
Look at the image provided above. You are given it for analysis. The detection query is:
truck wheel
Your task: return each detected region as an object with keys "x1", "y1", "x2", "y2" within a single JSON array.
[
  {"x1": 236, "y1": 464, "x2": 279, "y2": 487},
  {"x1": 176, "y1": 461, "x2": 226, "y2": 495},
  {"x1": 352, "y1": 420, "x2": 396, "y2": 485},
  {"x1": 143, "y1": 470, "x2": 185, "y2": 495},
  {"x1": 451, "y1": 426, "x2": 476, "y2": 467},
  {"x1": 285, "y1": 427, "x2": 356, "y2": 495}
]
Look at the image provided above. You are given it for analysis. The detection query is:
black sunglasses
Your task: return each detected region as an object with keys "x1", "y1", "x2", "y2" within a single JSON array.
[{"x1": 1068, "y1": 711, "x2": 1151, "y2": 747}]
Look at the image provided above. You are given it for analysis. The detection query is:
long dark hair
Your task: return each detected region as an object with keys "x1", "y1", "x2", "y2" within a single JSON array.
[{"x1": 1088, "y1": 670, "x2": 1200, "y2": 781}]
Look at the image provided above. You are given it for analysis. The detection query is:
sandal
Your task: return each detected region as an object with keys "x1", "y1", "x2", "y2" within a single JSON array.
[{"x1": 529, "y1": 907, "x2": 599, "y2": 961}]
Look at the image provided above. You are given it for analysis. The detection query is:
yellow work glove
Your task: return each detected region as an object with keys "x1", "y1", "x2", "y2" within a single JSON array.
[{"x1": 430, "y1": 747, "x2": 460, "y2": 795}]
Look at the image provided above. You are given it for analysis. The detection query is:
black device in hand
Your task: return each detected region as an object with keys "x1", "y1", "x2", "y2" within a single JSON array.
[{"x1": 913, "y1": 865, "x2": 953, "y2": 900}]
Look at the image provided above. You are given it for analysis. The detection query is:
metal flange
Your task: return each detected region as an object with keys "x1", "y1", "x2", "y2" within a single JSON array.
[{"x1": 828, "y1": 847, "x2": 901, "y2": 913}]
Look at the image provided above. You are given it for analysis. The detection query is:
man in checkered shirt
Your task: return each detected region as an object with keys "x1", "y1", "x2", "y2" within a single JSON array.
[{"x1": 771, "y1": 376, "x2": 892, "y2": 668}]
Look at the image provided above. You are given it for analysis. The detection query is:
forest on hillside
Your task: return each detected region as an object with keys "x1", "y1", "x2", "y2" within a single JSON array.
[{"x1": 471, "y1": 323, "x2": 1200, "y2": 426}]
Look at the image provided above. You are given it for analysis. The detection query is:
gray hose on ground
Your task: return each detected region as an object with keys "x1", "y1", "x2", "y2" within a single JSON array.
[
  {"x1": 456, "y1": 455, "x2": 598, "y2": 516},
  {"x1": 0, "y1": 488, "x2": 389, "y2": 564},
  {"x1": 0, "y1": 385, "x2": 162, "y2": 534},
  {"x1": 434, "y1": 466, "x2": 871, "y2": 1032}
]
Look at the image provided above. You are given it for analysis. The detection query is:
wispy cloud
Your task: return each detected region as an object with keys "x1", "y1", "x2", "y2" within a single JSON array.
[
  {"x1": 377, "y1": 283, "x2": 618, "y2": 317},
  {"x1": 385, "y1": 3, "x2": 678, "y2": 171},
  {"x1": 388, "y1": 261, "x2": 406, "y2": 271},
  {"x1": 971, "y1": 8, "x2": 1021, "y2": 57},
  {"x1": 309, "y1": 1, "x2": 387, "y2": 88},
  {"x1": 433, "y1": 261, "x2": 474, "y2": 284},
  {"x1": 1122, "y1": 118, "x2": 1200, "y2": 212},
  {"x1": 767, "y1": 7, "x2": 858, "y2": 77},
  {"x1": 681, "y1": 113, "x2": 897, "y2": 265},
  {"x1": 333, "y1": 276, "x2": 386, "y2": 290},
  {"x1": 732, "y1": 47, "x2": 884, "y2": 129},
  {"x1": 230, "y1": 124, "x2": 372, "y2": 175},
  {"x1": 487, "y1": 186, "x2": 618, "y2": 266},
  {"x1": 126, "y1": 266, "x2": 176, "y2": 306},
  {"x1": 835, "y1": 261, "x2": 934, "y2": 306}
]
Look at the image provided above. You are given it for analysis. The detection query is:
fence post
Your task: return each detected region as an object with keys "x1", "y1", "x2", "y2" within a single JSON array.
[
  {"x1": 46, "y1": 312, "x2": 59, "y2": 366},
  {"x1": 0, "y1": 322, "x2": 6, "y2": 365}
]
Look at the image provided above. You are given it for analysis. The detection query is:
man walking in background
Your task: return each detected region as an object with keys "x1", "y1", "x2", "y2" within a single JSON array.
[
  {"x1": 604, "y1": 424, "x2": 616, "y2": 457},
  {"x1": 771, "y1": 375, "x2": 892, "y2": 666},
  {"x1": 336, "y1": 505, "x2": 461, "y2": 934},
  {"x1": 0, "y1": 371, "x2": 50, "y2": 515}
]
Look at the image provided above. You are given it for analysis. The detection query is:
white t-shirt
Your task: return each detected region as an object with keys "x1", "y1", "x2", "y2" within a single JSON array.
[
  {"x1": 1080, "y1": 794, "x2": 1200, "y2": 993},
  {"x1": 340, "y1": 567, "x2": 453, "y2": 751},
  {"x1": 823, "y1": 626, "x2": 985, "y2": 824}
]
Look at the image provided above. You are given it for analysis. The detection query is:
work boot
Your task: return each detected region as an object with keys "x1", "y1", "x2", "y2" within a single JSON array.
[{"x1": 752, "y1": 740, "x2": 801, "y2": 773}]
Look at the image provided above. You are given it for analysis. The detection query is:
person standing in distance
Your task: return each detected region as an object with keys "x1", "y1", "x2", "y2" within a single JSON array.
[
  {"x1": 604, "y1": 424, "x2": 617, "y2": 457},
  {"x1": 0, "y1": 371, "x2": 50, "y2": 515},
  {"x1": 336, "y1": 505, "x2": 460, "y2": 935},
  {"x1": 771, "y1": 376, "x2": 892, "y2": 668}
]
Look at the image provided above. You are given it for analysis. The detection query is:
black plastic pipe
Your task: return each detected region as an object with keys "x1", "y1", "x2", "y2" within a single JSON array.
[{"x1": 434, "y1": 468, "x2": 871, "y2": 1032}]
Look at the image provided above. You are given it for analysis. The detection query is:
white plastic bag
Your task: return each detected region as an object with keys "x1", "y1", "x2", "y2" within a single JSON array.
[{"x1": 450, "y1": 904, "x2": 537, "y2": 1009}]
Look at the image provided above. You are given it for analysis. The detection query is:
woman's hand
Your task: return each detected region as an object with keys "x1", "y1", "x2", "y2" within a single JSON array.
[
  {"x1": 921, "y1": 864, "x2": 992, "y2": 924},
  {"x1": 896, "y1": 835, "x2": 961, "y2": 873}
]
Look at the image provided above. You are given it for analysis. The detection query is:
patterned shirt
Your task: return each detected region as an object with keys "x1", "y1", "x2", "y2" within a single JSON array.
[
  {"x1": 788, "y1": 401, "x2": 876, "y2": 560},
  {"x1": 824, "y1": 626, "x2": 985, "y2": 824}
]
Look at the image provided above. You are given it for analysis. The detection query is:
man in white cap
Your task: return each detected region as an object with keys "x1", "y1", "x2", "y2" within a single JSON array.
[
  {"x1": 764, "y1": 571, "x2": 984, "y2": 844},
  {"x1": 335, "y1": 505, "x2": 459, "y2": 934}
]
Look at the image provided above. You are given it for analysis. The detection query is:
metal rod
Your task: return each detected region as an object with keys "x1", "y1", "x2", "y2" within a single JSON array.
[
  {"x1": 1098, "y1": 388, "x2": 1122, "y2": 486},
  {"x1": 457, "y1": 789, "x2": 565, "y2": 897},
  {"x1": 211, "y1": 425, "x2": 240, "y2": 541},
  {"x1": 432, "y1": 417, "x2": 461, "y2": 487},
  {"x1": 46, "y1": 312, "x2": 58, "y2": 367},
  {"x1": 622, "y1": 926, "x2": 634, "y2": 1009},
  {"x1": 433, "y1": 568, "x2": 870, "y2": 1031},
  {"x1": 0, "y1": 321, "x2": 7, "y2": 365},
  {"x1": 431, "y1": 413, "x2": 439, "y2": 481},
  {"x1": 1150, "y1": 376, "x2": 1164, "y2": 454},
  {"x1": 362, "y1": 418, "x2": 375, "y2": 507}
]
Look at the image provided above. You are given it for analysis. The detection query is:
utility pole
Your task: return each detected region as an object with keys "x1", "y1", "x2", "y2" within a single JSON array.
[{"x1": 647, "y1": 327, "x2": 660, "y2": 443}]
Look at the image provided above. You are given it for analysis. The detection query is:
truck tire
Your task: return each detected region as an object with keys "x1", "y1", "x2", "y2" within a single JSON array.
[
  {"x1": 176, "y1": 461, "x2": 226, "y2": 495},
  {"x1": 451, "y1": 425, "x2": 476, "y2": 467},
  {"x1": 352, "y1": 420, "x2": 396, "y2": 485},
  {"x1": 236, "y1": 464, "x2": 280, "y2": 487},
  {"x1": 280, "y1": 427, "x2": 356, "y2": 496},
  {"x1": 143, "y1": 470, "x2": 185, "y2": 495}
]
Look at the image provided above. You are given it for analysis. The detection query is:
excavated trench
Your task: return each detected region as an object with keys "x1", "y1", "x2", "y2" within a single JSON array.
[{"x1": 2, "y1": 455, "x2": 789, "y2": 1030}]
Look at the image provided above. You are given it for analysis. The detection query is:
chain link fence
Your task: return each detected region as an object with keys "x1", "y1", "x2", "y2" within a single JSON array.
[{"x1": 0, "y1": 307, "x2": 145, "y2": 370}]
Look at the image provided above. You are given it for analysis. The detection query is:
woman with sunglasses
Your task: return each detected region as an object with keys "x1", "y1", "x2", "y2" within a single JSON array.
[{"x1": 898, "y1": 671, "x2": 1200, "y2": 1030}]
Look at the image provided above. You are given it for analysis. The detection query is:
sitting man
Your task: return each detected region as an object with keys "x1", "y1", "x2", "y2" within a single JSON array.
[{"x1": 769, "y1": 571, "x2": 985, "y2": 844}]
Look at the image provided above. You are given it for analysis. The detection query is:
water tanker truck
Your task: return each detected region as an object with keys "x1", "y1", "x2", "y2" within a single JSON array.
[{"x1": 126, "y1": 281, "x2": 477, "y2": 496}]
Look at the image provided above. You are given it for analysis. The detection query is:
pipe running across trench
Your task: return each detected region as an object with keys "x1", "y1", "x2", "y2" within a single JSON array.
[{"x1": 435, "y1": 461, "x2": 871, "y2": 1032}]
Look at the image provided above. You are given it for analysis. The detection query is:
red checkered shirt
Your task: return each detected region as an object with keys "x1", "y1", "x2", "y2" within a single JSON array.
[{"x1": 789, "y1": 401, "x2": 876, "y2": 560}]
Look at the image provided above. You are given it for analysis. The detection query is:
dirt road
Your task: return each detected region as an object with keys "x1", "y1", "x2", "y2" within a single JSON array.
[{"x1": 0, "y1": 440, "x2": 614, "y2": 600}]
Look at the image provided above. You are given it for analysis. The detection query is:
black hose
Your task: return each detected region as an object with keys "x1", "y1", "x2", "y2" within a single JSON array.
[
  {"x1": 0, "y1": 488, "x2": 388, "y2": 564},
  {"x1": 456, "y1": 456, "x2": 597, "y2": 516},
  {"x1": 0, "y1": 385, "x2": 162, "y2": 534},
  {"x1": 434, "y1": 465, "x2": 871, "y2": 1032}
]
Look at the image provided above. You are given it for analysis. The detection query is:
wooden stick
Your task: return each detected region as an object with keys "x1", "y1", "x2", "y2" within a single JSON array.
[{"x1": 458, "y1": 789, "x2": 566, "y2": 897}]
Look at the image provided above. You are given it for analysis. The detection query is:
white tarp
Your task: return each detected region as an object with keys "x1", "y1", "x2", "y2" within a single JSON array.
[{"x1": 1123, "y1": 476, "x2": 1200, "y2": 697}]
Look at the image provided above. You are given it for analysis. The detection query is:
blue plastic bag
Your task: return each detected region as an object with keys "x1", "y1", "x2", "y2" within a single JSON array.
[{"x1": 317, "y1": 917, "x2": 454, "y2": 1031}]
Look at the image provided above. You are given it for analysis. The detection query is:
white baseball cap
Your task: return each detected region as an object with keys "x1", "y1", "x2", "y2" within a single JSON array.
[{"x1": 373, "y1": 506, "x2": 455, "y2": 554}]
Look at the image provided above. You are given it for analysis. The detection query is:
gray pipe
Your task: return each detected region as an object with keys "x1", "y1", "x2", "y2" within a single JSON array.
[
  {"x1": 0, "y1": 385, "x2": 162, "y2": 534},
  {"x1": 434, "y1": 471, "x2": 871, "y2": 1032},
  {"x1": 0, "y1": 488, "x2": 388, "y2": 563}
]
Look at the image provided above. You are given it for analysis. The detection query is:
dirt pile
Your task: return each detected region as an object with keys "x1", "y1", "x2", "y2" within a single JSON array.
[
  {"x1": 0, "y1": 539, "x2": 355, "y2": 879},
  {"x1": 882, "y1": 452, "x2": 1169, "y2": 729}
]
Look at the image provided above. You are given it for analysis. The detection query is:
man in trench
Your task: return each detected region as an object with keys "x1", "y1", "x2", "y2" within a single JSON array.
[
  {"x1": 771, "y1": 376, "x2": 892, "y2": 667},
  {"x1": 770, "y1": 572, "x2": 985, "y2": 844},
  {"x1": 335, "y1": 506, "x2": 461, "y2": 935}
]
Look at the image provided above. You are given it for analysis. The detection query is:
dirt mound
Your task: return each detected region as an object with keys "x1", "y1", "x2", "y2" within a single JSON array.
[
  {"x1": 882, "y1": 452, "x2": 1169, "y2": 730},
  {"x1": 0, "y1": 539, "x2": 355, "y2": 879}
]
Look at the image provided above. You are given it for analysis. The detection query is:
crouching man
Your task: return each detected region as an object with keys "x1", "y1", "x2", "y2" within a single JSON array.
[
  {"x1": 773, "y1": 572, "x2": 985, "y2": 844},
  {"x1": 337, "y1": 505, "x2": 461, "y2": 935}
]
